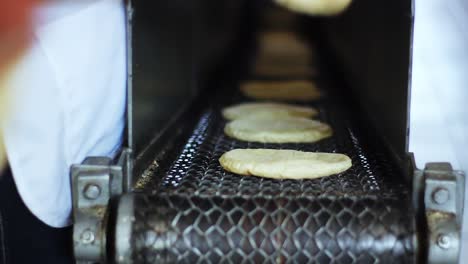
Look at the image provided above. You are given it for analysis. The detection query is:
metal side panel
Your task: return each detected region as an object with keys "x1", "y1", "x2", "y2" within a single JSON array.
[
  {"x1": 127, "y1": 0, "x2": 252, "y2": 183},
  {"x1": 128, "y1": 0, "x2": 195, "y2": 174},
  {"x1": 319, "y1": 0, "x2": 414, "y2": 171}
]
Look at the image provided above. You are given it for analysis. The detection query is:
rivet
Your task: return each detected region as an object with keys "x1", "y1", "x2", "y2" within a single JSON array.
[
  {"x1": 83, "y1": 184, "x2": 101, "y2": 200},
  {"x1": 80, "y1": 229, "x2": 95, "y2": 244},
  {"x1": 437, "y1": 234, "x2": 451, "y2": 249},
  {"x1": 432, "y1": 188, "x2": 449, "y2": 205}
]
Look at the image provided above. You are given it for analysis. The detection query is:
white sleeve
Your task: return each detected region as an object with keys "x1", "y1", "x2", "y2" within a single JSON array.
[
  {"x1": 410, "y1": 0, "x2": 468, "y2": 262},
  {"x1": 410, "y1": 0, "x2": 468, "y2": 171},
  {"x1": 2, "y1": 0, "x2": 126, "y2": 227}
]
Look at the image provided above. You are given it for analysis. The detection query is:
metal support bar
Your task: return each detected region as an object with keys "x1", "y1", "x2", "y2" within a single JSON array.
[
  {"x1": 423, "y1": 163, "x2": 465, "y2": 264},
  {"x1": 72, "y1": 148, "x2": 131, "y2": 263}
]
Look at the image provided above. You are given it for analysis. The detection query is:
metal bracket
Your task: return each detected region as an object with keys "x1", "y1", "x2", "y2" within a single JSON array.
[
  {"x1": 72, "y1": 148, "x2": 131, "y2": 263},
  {"x1": 423, "y1": 163, "x2": 465, "y2": 264}
]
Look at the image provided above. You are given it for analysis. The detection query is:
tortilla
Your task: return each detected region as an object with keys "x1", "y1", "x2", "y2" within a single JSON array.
[
  {"x1": 274, "y1": 0, "x2": 353, "y2": 16},
  {"x1": 240, "y1": 80, "x2": 321, "y2": 101},
  {"x1": 219, "y1": 149, "x2": 352, "y2": 179},
  {"x1": 224, "y1": 116, "x2": 332, "y2": 143},
  {"x1": 257, "y1": 32, "x2": 312, "y2": 59},
  {"x1": 253, "y1": 63, "x2": 317, "y2": 78},
  {"x1": 222, "y1": 102, "x2": 318, "y2": 121}
]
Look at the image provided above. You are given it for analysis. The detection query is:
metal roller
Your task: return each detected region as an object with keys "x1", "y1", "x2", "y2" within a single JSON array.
[{"x1": 113, "y1": 193, "x2": 414, "y2": 263}]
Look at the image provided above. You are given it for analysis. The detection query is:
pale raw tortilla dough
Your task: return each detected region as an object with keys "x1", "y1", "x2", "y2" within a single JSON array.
[
  {"x1": 222, "y1": 102, "x2": 318, "y2": 121},
  {"x1": 254, "y1": 32, "x2": 315, "y2": 76},
  {"x1": 253, "y1": 63, "x2": 317, "y2": 78},
  {"x1": 219, "y1": 149, "x2": 352, "y2": 179},
  {"x1": 241, "y1": 80, "x2": 321, "y2": 101},
  {"x1": 274, "y1": 0, "x2": 353, "y2": 16},
  {"x1": 225, "y1": 116, "x2": 332, "y2": 143},
  {"x1": 255, "y1": 53, "x2": 312, "y2": 68},
  {"x1": 258, "y1": 32, "x2": 312, "y2": 59}
]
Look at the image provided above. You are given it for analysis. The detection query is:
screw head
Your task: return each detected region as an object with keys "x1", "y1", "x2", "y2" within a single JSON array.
[
  {"x1": 432, "y1": 188, "x2": 450, "y2": 205},
  {"x1": 80, "y1": 230, "x2": 95, "y2": 244},
  {"x1": 83, "y1": 184, "x2": 101, "y2": 200},
  {"x1": 437, "y1": 234, "x2": 451, "y2": 249}
]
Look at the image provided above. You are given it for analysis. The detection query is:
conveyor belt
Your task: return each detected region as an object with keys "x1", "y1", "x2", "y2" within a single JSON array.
[
  {"x1": 139, "y1": 95, "x2": 408, "y2": 198},
  {"x1": 119, "y1": 84, "x2": 416, "y2": 263}
]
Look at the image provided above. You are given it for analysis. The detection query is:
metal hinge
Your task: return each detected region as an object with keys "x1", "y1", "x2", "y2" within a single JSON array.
[
  {"x1": 421, "y1": 163, "x2": 465, "y2": 264},
  {"x1": 71, "y1": 148, "x2": 131, "y2": 263}
]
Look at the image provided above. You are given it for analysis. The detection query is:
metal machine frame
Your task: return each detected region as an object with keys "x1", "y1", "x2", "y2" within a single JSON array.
[{"x1": 71, "y1": 0, "x2": 465, "y2": 263}]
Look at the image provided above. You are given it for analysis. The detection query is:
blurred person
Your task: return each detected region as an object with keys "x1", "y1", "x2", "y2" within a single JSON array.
[{"x1": 0, "y1": 0, "x2": 126, "y2": 263}]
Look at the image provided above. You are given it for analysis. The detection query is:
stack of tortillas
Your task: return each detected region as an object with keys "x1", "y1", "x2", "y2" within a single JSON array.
[{"x1": 223, "y1": 102, "x2": 330, "y2": 143}]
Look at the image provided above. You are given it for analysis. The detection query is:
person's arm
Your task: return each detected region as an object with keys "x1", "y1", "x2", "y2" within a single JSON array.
[{"x1": 0, "y1": 0, "x2": 37, "y2": 70}]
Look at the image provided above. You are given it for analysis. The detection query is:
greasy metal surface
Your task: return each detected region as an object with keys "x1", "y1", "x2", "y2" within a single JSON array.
[
  {"x1": 72, "y1": 151, "x2": 130, "y2": 263},
  {"x1": 423, "y1": 163, "x2": 464, "y2": 264},
  {"x1": 126, "y1": 84, "x2": 415, "y2": 262},
  {"x1": 72, "y1": 157, "x2": 113, "y2": 262}
]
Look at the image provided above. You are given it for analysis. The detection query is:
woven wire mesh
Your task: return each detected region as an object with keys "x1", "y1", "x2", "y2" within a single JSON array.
[
  {"x1": 132, "y1": 194, "x2": 413, "y2": 264},
  {"x1": 138, "y1": 94, "x2": 408, "y2": 199},
  {"x1": 128, "y1": 88, "x2": 415, "y2": 263}
]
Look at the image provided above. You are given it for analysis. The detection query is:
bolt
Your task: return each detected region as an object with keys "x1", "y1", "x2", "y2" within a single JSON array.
[
  {"x1": 80, "y1": 230, "x2": 95, "y2": 244},
  {"x1": 432, "y1": 188, "x2": 450, "y2": 205},
  {"x1": 83, "y1": 184, "x2": 101, "y2": 200},
  {"x1": 437, "y1": 234, "x2": 451, "y2": 249}
]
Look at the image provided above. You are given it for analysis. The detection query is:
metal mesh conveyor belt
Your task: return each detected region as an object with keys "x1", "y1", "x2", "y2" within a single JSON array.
[{"x1": 124, "y1": 87, "x2": 416, "y2": 263}]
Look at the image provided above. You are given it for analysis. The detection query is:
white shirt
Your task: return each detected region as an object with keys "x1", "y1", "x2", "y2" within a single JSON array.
[
  {"x1": 410, "y1": 0, "x2": 468, "y2": 261},
  {"x1": 2, "y1": 0, "x2": 126, "y2": 227}
]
